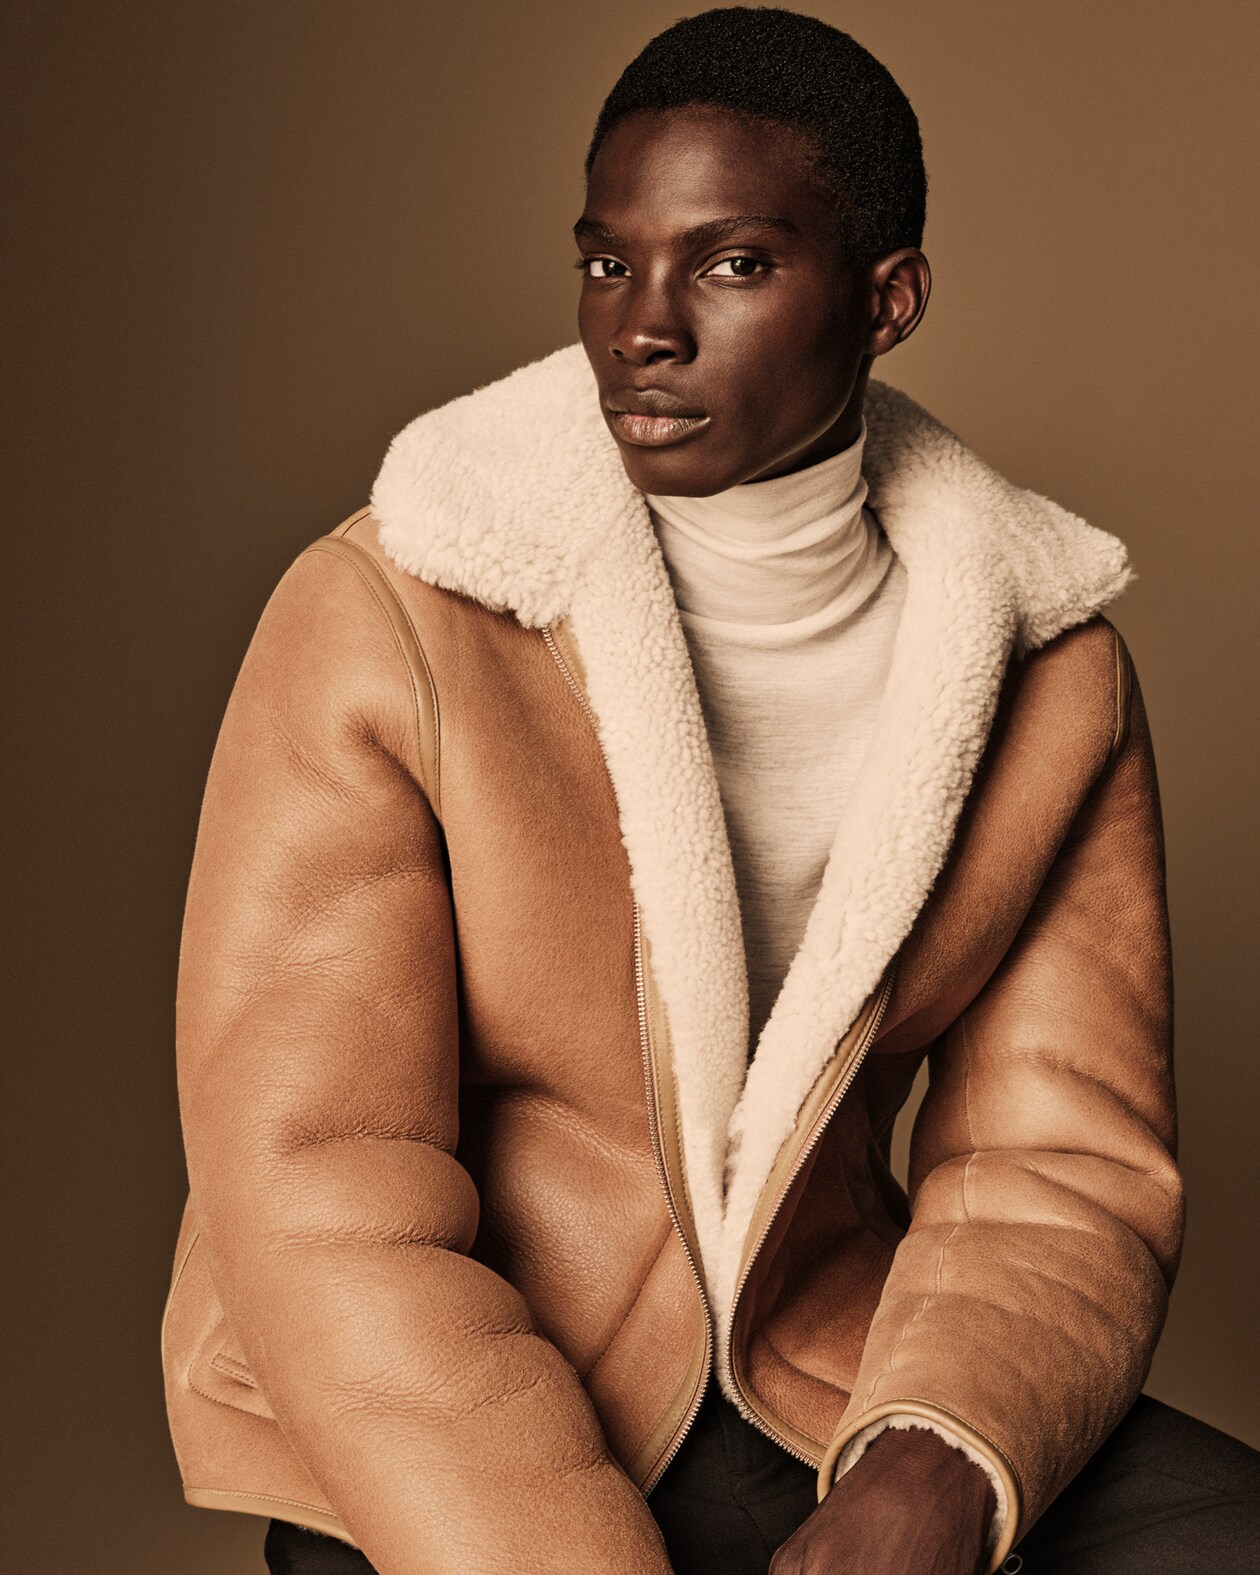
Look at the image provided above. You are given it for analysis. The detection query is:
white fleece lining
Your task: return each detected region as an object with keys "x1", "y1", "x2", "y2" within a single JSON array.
[
  {"x1": 833, "y1": 1415, "x2": 1008, "y2": 1558},
  {"x1": 370, "y1": 343, "x2": 1134, "y2": 1379}
]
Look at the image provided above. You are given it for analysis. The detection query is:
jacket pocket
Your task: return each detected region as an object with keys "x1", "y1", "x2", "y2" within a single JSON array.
[{"x1": 187, "y1": 1307, "x2": 277, "y2": 1423}]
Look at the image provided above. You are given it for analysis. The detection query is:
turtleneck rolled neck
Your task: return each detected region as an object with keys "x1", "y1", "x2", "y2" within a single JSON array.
[
  {"x1": 643, "y1": 424, "x2": 895, "y2": 643},
  {"x1": 638, "y1": 420, "x2": 908, "y2": 1062}
]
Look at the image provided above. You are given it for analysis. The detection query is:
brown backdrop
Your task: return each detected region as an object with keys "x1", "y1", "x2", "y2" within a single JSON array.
[{"x1": 5, "y1": 3, "x2": 1257, "y2": 1570}]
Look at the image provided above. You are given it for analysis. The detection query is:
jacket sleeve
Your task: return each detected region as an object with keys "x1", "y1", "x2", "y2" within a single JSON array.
[
  {"x1": 176, "y1": 544, "x2": 673, "y2": 1575},
  {"x1": 818, "y1": 636, "x2": 1183, "y2": 1572}
]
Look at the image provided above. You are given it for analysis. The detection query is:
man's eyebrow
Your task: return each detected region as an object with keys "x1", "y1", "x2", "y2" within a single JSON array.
[
  {"x1": 675, "y1": 215, "x2": 798, "y2": 248},
  {"x1": 573, "y1": 217, "x2": 622, "y2": 246},
  {"x1": 572, "y1": 214, "x2": 799, "y2": 249}
]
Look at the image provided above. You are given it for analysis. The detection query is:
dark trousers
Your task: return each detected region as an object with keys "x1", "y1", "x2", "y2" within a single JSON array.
[{"x1": 262, "y1": 1384, "x2": 1260, "y2": 1574}]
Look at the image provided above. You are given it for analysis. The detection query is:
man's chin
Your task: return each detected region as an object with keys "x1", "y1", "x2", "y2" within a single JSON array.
[{"x1": 613, "y1": 437, "x2": 745, "y2": 499}]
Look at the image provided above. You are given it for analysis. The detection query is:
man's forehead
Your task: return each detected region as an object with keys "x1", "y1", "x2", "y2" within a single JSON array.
[{"x1": 583, "y1": 107, "x2": 832, "y2": 236}]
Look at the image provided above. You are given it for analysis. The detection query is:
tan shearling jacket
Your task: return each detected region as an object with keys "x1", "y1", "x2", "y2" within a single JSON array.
[{"x1": 161, "y1": 346, "x2": 1182, "y2": 1574}]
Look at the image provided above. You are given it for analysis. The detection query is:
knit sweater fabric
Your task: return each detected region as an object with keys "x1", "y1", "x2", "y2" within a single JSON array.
[
  {"x1": 644, "y1": 425, "x2": 908, "y2": 1062},
  {"x1": 643, "y1": 432, "x2": 1012, "y2": 1544}
]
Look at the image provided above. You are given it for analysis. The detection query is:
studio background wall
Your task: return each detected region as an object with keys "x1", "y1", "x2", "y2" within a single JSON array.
[{"x1": 5, "y1": 3, "x2": 1256, "y2": 1570}]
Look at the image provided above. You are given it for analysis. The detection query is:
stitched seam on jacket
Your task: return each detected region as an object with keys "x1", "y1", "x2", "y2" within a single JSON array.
[
  {"x1": 160, "y1": 1220, "x2": 201, "y2": 1355},
  {"x1": 210, "y1": 1351, "x2": 256, "y2": 1385},
  {"x1": 188, "y1": 1365, "x2": 272, "y2": 1416},
  {"x1": 834, "y1": 1399, "x2": 1021, "y2": 1507},
  {"x1": 304, "y1": 539, "x2": 442, "y2": 821},
  {"x1": 186, "y1": 1309, "x2": 268, "y2": 1413},
  {"x1": 872, "y1": 1229, "x2": 954, "y2": 1394},
  {"x1": 190, "y1": 1486, "x2": 339, "y2": 1515},
  {"x1": 307, "y1": 538, "x2": 441, "y2": 816}
]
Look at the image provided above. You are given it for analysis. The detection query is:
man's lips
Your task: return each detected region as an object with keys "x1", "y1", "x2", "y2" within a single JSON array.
[
  {"x1": 610, "y1": 411, "x2": 712, "y2": 446},
  {"x1": 605, "y1": 388, "x2": 712, "y2": 448}
]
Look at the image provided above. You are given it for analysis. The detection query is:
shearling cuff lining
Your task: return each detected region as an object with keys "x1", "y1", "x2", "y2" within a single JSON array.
[{"x1": 833, "y1": 1413, "x2": 1008, "y2": 1558}]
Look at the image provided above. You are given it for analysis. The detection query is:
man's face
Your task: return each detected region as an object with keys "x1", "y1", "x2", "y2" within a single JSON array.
[{"x1": 576, "y1": 106, "x2": 870, "y2": 496}]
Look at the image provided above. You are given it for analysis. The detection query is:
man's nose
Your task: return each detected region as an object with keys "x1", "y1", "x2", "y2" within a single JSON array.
[{"x1": 608, "y1": 285, "x2": 696, "y2": 366}]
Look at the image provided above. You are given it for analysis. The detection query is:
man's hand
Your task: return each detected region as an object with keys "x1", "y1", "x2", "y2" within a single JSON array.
[{"x1": 769, "y1": 1425, "x2": 997, "y2": 1575}]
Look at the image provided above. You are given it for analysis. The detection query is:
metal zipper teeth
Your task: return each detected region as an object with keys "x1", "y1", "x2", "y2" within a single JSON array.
[
  {"x1": 632, "y1": 899, "x2": 715, "y2": 1492},
  {"x1": 720, "y1": 955, "x2": 901, "y2": 1467},
  {"x1": 540, "y1": 624, "x2": 715, "y2": 1489}
]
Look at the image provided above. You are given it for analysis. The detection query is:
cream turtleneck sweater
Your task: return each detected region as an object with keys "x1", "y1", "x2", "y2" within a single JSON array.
[
  {"x1": 645, "y1": 433, "x2": 1011, "y2": 1538},
  {"x1": 645, "y1": 427, "x2": 907, "y2": 1062}
]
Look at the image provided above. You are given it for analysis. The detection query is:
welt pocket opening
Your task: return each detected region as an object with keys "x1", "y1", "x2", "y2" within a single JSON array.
[
  {"x1": 208, "y1": 1347, "x2": 258, "y2": 1388},
  {"x1": 188, "y1": 1313, "x2": 275, "y2": 1421}
]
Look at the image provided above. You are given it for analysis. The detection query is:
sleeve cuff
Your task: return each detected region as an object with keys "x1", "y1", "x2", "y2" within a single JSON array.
[
  {"x1": 818, "y1": 1401, "x2": 1021, "y2": 1573},
  {"x1": 832, "y1": 1414, "x2": 1006, "y2": 1558}
]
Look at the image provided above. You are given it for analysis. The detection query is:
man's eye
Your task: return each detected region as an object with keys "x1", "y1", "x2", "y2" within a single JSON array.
[
  {"x1": 705, "y1": 255, "x2": 766, "y2": 278},
  {"x1": 580, "y1": 257, "x2": 630, "y2": 279}
]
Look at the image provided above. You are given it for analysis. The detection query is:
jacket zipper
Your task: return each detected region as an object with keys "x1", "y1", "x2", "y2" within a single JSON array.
[
  {"x1": 720, "y1": 954, "x2": 900, "y2": 1465},
  {"x1": 541, "y1": 624, "x2": 714, "y2": 1488},
  {"x1": 632, "y1": 899, "x2": 716, "y2": 1490},
  {"x1": 541, "y1": 622, "x2": 899, "y2": 1476}
]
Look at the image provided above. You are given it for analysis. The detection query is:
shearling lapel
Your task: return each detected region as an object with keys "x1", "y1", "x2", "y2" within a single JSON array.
[{"x1": 370, "y1": 343, "x2": 1133, "y2": 1337}]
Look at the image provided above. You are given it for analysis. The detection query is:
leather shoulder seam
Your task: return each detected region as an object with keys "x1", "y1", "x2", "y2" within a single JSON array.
[
  {"x1": 1108, "y1": 623, "x2": 1133, "y2": 767},
  {"x1": 301, "y1": 535, "x2": 442, "y2": 823}
]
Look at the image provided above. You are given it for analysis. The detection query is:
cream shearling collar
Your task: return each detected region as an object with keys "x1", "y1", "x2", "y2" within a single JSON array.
[{"x1": 370, "y1": 341, "x2": 1134, "y2": 1357}]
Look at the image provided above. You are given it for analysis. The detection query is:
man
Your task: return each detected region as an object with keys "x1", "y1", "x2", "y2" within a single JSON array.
[{"x1": 162, "y1": 9, "x2": 1258, "y2": 1574}]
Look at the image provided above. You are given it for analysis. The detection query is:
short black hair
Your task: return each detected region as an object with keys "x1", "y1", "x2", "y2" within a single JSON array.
[{"x1": 586, "y1": 6, "x2": 926, "y2": 267}]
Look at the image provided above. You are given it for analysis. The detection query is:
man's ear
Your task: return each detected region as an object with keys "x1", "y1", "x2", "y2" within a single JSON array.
[{"x1": 865, "y1": 248, "x2": 931, "y2": 357}]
